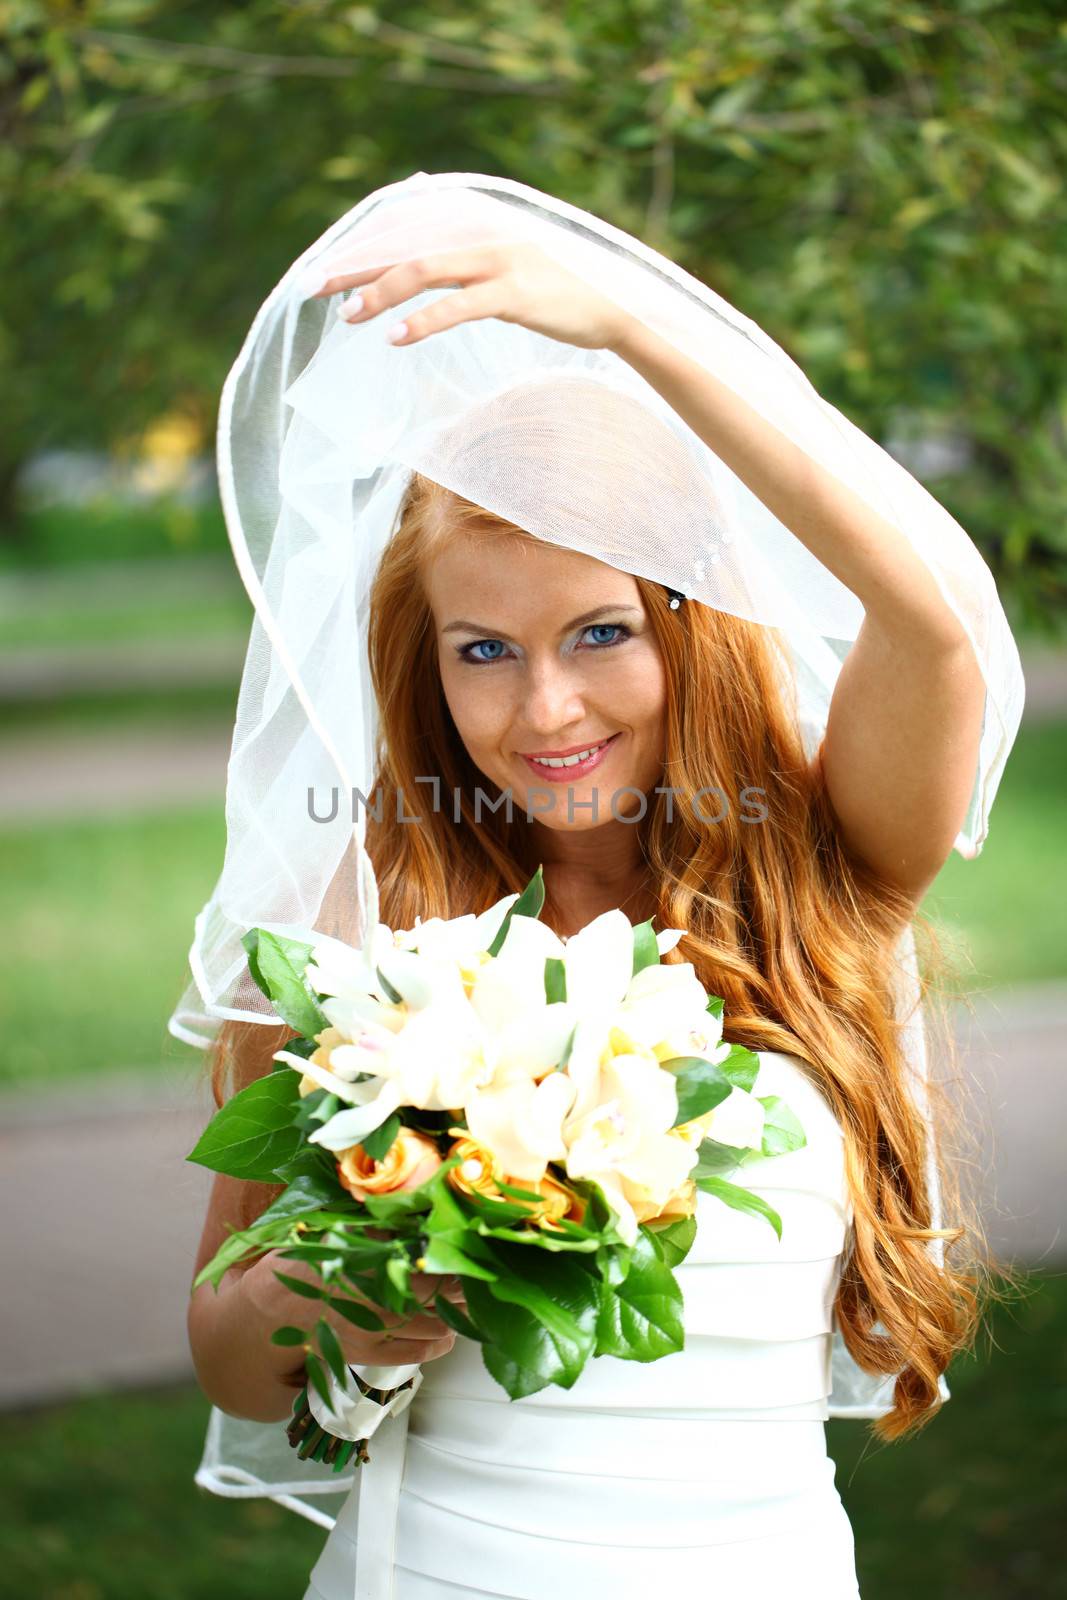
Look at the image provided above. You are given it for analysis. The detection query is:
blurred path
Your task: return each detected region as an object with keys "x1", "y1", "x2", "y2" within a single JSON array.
[
  {"x1": 0, "y1": 981, "x2": 1063, "y2": 1411},
  {"x1": 0, "y1": 719, "x2": 232, "y2": 819}
]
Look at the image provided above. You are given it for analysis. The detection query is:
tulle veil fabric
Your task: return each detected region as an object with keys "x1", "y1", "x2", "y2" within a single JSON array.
[{"x1": 170, "y1": 170, "x2": 1025, "y2": 1528}]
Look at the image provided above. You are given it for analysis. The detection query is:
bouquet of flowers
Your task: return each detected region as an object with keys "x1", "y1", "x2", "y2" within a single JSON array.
[{"x1": 187, "y1": 866, "x2": 806, "y2": 1471}]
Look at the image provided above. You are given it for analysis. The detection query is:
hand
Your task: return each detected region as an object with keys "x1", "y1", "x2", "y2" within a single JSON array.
[
  {"x1": 303, "y1": 241, "x2": 634, "y2": 355},
  {"x1": 242, "y1": 1248, "x2": 469, "y2": 1370}
]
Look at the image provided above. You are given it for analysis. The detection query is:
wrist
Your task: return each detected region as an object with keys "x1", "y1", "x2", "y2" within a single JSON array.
[{"x1": 605, "y1": 309, "x2": 654, "y2": 363}]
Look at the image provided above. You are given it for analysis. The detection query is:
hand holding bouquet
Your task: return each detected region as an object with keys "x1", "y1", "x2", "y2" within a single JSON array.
[{"x1": 187, "y1": 866, "x2": 806, "y2": 1469}]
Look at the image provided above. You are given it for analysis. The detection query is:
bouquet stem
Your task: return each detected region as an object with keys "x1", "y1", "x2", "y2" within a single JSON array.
[{"x1": 286, "y1": 1369, "x2": 417, "y2": 1471}]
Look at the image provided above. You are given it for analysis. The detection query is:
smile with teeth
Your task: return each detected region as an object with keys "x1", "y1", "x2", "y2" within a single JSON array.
[{"x1": 529, "y1": 739, "x2": 612, "y2": 768}]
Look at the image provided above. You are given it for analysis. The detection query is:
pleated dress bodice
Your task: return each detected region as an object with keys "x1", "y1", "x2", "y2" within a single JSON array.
[{"x1": 305, "y1": 1049, "x2": 862, "y2": 1600}]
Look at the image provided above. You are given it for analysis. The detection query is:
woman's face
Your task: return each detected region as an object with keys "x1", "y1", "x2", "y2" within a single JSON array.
[{"x1": 425, "y1": 535, "x2": 668, "y2": 832}]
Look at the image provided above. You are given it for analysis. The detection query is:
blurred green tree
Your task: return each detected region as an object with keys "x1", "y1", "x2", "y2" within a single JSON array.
[{"x1": 2, "y1": 0, "x2": 1064, "y2": 625}]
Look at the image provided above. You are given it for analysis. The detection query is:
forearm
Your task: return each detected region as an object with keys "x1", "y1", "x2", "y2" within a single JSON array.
[
  {"x1": 609, "y1": 313, "x2": 970, "y2": 649},
  {"x1": 187, "y1": 1267, "x2": 306, "y2": 1424}
]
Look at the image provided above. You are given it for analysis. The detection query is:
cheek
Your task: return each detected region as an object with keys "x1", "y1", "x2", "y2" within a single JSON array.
[
  {"x1": 439, "y1": 657, "x2": 507, "y2": 750},
  {"x1": 616, "y1": 644, "x2": 668, "y2": 733}
]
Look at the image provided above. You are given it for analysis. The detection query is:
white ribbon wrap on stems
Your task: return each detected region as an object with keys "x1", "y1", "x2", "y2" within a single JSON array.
[{"x1": 305, "y1": 1361, "x2": 424, "y2": 1444}]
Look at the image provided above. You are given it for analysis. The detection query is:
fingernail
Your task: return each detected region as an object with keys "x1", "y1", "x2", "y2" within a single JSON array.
[
  {"x1": 337, "y1": 294, "x2": 364, "y2": 321},
  {"x1": 386, "y1": 321, "x2": 408, "y2": 343}
]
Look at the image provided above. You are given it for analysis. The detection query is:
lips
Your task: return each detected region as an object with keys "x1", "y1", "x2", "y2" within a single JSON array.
[{"x1": 518, "y1": 732, "x2": 620, "y2": 781}]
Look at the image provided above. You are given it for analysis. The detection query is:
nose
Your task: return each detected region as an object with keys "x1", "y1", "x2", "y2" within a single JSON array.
[{"x1": 520, "y1": 656, "x2": 587, "y2": 738}]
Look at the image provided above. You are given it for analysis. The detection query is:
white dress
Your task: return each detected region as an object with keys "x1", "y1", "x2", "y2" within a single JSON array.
[{"x1": 302, "y1": 1050, "x2": 861, "y2": 1600}]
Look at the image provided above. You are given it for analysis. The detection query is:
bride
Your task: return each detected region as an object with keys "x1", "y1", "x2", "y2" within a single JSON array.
[{"x1": 179, "y1": 173, "x2": 1023, "y2": 1599}]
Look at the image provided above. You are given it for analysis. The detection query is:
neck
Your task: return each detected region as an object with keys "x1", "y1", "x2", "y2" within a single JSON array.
[{"x1": 525, "y1": 817, "x2": 653, "y2": 935}]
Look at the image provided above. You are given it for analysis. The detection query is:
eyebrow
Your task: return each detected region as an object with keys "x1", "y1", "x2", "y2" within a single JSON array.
[{"x1": 442, "y1": 604, "x2": 643, "y2": 641}]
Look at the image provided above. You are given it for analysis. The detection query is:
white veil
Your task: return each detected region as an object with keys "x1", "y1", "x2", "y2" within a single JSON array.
[{"x1": 173, "y1": 170, "x2": 1025, "y2": 1528}]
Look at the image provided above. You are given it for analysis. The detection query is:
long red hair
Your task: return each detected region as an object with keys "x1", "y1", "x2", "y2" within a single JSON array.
[{"x1": 204, "y1": 469, "x2": 1016, "y2": 1442}]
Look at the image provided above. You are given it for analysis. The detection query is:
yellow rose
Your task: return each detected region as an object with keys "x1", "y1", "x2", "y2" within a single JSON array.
[
  {"x1": 519, "y1": 1168, "x2": 588, "y2": 1232},
  {"x1": 652, "y1": 1175, "x2": 698, "y2": 1224},
  {"x1": 335, "y1": 1126, "x2": 442, "y2": 1202},
  {"x1": 445, "y1": 1133, "x2": 508, "y2": 1201}
]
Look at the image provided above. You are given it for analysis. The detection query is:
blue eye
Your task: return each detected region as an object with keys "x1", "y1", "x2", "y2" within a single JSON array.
[
  {"x1": 584, "y1": 623, "x2": 628, "y2": 646},
  {"x1": 457, "y1": 623, "x2": 631, "y2": 665},
  {"x1": 461, "y1": 639, "x2": 508, "y2": 663}
]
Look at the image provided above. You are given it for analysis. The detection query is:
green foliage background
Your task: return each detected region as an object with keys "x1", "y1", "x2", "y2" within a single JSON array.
[{"x1": 3, "y1": 0, "x2": 1065, "y2": 625}]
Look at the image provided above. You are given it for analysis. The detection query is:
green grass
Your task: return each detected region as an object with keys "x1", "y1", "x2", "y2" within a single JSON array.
[
  {"x1": 0, "y1": 715, "x2": 1063, "y2": 1093},
  {"x1": 0, "y1": 803, "x2": 225, "y2": 1089},
  {"x1": 0, "y1": 499, "x2": 230, "y2": 570},
  {"x1": 0, "y1": 1383, "x2": 327, "y2": 1598},
  {"x1": 0, "y1": 685, "x2": 240, "y2": 734},
  {"x1": 829, "y1": 1265, "x2": 1067, "y2": 1598},
  {"x1": 0, "y1": 1268, "x2": 1062, "y2": 1598},
  {"x1": 0, "y1": 591, "x2": 251, "y2": 651},
  {"x1": 921, "y1": 717, "x2": 1067, "y2": 992}
]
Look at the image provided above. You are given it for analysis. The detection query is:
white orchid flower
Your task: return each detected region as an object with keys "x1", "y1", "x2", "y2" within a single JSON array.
[
  {"x1": 304, "y1": 923, "x2": 400, "y2": 1001},
  {"x1": 397, "y1": 892, "x2": 521, "y2": 964},
  {"x1": 560, "y1": 1054, "x2": 698, "y2": 1246},
  {"x1": 468, "y1": 914, "x2": 566, "y2": 1034},
  {"x1": 465, "y1": 1068, "x2": 578, "y2": 1181},
  {"x1": 318, "y1": 989, "x2": 406, "y2": 1043},
  {"x1": 373, "y1": 945, "x2": 470, "y2": 1012},
  {"x1": 559, "y1": 908, "x2": 635, "y2": 1012},
  {"x1": 616, "y1": 960, "x2": 728, "y2": 1065},
  {"x1": 306, "y1": 1078, "x2": 408, "y2": 1151},
  {"x1": 273, "y1": 1047, "x2": 378, "y2": 1105}
]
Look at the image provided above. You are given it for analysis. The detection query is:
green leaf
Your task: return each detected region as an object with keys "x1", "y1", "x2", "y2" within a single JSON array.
[
  {"x1": 631, "y1": 919, "x2": 659, "y2": 976},
  {"x1": 242, "y1": 926, "x2": 268, "y2": 998},
  {"x1": 325, "y1": 1293, "x2": 386, "y2": 1332},
  {"x1": 487, "y1": 865, "x2": 545, "y2": 957},
  {"x1": 304, "y1": 1351, "x2": 333, "y2": 1409},
  {"x1": 418, "y1": 1231, "x2": 500, "y2": 1281},
  {"x1": 695, "y1": 1174, "x2": 784, "y2": 1240},
  {"x1": 270, "y1": 1145, "x2": 339, "y2": 1185},
  {"x1": 423, "y1": 1158, "x2": 474, "y2": 1232},
  {"x1": 433, "y1": 1289, "x2": 486, "y2": 1343},
  {"x1": 691, "y1": 1136, "x2": 748, "y2": 1178},
  {"x1": 660, "y1": 1055, "x2": 733, "y2": 1126},
  {"x1": 543, "y1": 956, "x2": 567, "y2": 1004},
  {"x1": 272, "y1": 1269, "x2": 328, "y2": 1301},
  {"x1": 273, "y1": 1035, "x2": 318, "y2": 1065},
  {"x1": 705, "y1": 994, "x2": 724, "y2": 1022},
  {"x1": 376, "y1": 966, "x2": 403, "y2": 1004},
  {"x1": 243, "y1": 928, "x2": 329, "y2": 1038},
  {"x1": 493, "y1": 1176, "x2": 552, "y2": 1205},
  {"x1": 269, "y1": 1325, "x2": 309, "y2": 1347},
  {"x1": 185, "y1": 1069, "x2": 303, "y2": 1181},
  {"x1": 316, "y1": 1317, "x2": 351, "y2": 1387},
  {"x1": 361, "y1": 1112, "x2": 401, "y2": 1161},
  {"x1": 719, "y1": 1043, "x2": 761, "y2": 1093},
  {"x1": 462, "y1": 1244, "x2": 598, "y2": 1398},
  {"x1": 592, "y1": 1227, "x2": 686, "y2": 1361},
  {"x1": 643, "y1": 1212, "x2": 697, "y2": 1267},
  {"x1": 293, "y1": 1089, "x2": 340, "y2": 1132},
  {"x1": 756, "y1": 1094, "x2": 807, "y2": 1157},
  {"x1": 269, "y1": 1171, "x2": 353, "y2": 1216}
]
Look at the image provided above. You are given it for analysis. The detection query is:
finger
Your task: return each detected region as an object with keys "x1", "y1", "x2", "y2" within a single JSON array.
[
  {"x1": 317, "y1": 245, "x2": 509, "y2": 300},
  {"x1": 334, "y1": 253, "x2": 512, "y2": 335},
  {"x1": 380, "y1": 281, "x2": 507, "y2": 346}
]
